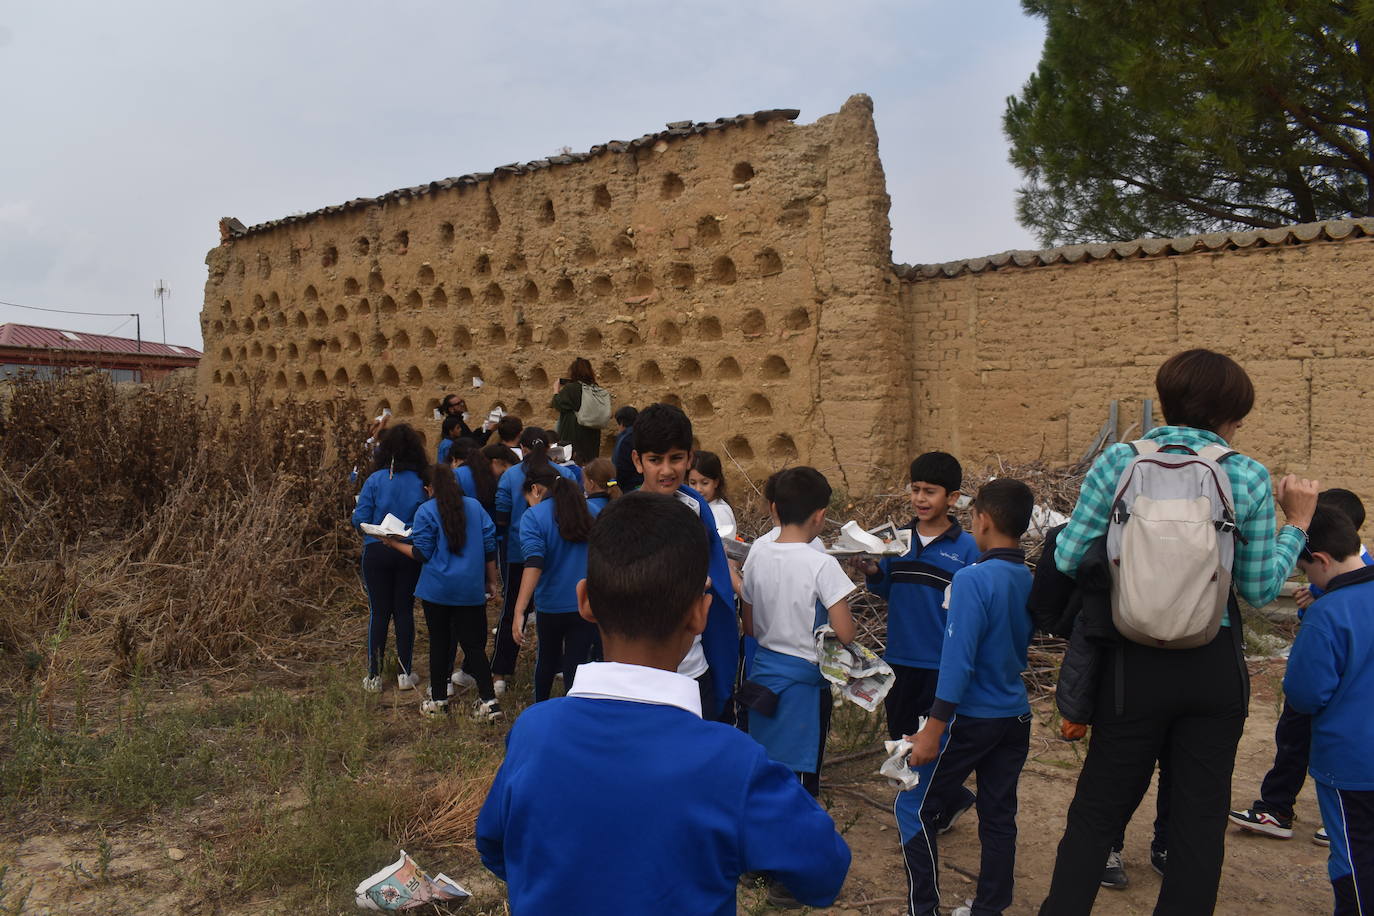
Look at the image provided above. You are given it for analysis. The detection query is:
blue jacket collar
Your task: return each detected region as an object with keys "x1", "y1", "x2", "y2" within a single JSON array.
[
  {"x1": 978, "y1": 547, "x2": 1026, "y2": 565},
  {"x1": 1323, "y1": 565, "x2": 1374, "y2": 596}
]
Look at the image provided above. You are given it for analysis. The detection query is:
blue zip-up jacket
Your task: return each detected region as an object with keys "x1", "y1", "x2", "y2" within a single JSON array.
[
  {"x1": 931, "y1": 549, "x2": 1034, "y2": 720},
  {"x1": 1284, "y1": 566, "x2": 1374, "y2": 790},
  {"x1": 411, "y1": 497, "x2": 497, "y2": 606},
  {"x1": 1304, "y1": 545, "x2": 1371, "y2": 605},
  {"x1": 678, "y1": 484, "x2": 740, "y2": 715},
  {"x1": 452, "y1": 464, "x2": 497, "y2": 513},
  {"x1": 494, "y1": 460, "x2": 578, "y2": 563},
  {"x1": 866, "y1": 516, "x2": 980, "y2": 669},
  {"x1": 518, "y1": 496, "x2": 605, "y2": 614},
  {"x1": 351, "y1": 468, "x2": 426, "y2": 546}
]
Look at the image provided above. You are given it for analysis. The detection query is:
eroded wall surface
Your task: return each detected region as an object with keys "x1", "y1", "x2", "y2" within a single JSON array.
[{"x1": 199, "y1": 95, "x2": 905, "y2": 492}]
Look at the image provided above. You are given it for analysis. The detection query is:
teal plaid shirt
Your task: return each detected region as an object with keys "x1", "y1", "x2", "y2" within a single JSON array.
[{"x1": 1055, "y1": 425, "x2": 1305, "y2": 613}]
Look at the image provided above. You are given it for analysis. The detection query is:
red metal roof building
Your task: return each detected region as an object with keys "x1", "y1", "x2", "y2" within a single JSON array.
[{"x1": 0, "y1": 323, "x2": 201, "y2": 382}]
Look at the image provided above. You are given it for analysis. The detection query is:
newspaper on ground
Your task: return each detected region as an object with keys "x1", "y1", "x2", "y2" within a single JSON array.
[
  {"x1": 360, "y1": 513, "x2": 412, "y2": 539},
  {"x1": 355, "y1": 851, "x2": 471, "y2": 911},
  {"x1": 1027, "y1": 504, "x2": 1069, "y2": 539},
  {"x1": 826, "y1": 520, "x2": 912, "y2": 557},
  {"x1": 815, "y1": 624, "x2": 895, "y2": 712},
  {"x1": 880, "y1": 736, "x2": 923, "y2": 791}
]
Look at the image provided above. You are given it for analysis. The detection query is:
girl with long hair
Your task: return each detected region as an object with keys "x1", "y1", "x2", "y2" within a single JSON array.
[
  {"x1": 451, "y1": 438, "x2": 498, "y2": 512},
  {"x1": 510, "y1": 468, "x2": 601, "y2": 700}
]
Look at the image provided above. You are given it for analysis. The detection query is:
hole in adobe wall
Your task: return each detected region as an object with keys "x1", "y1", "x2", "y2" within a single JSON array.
[
  {"x1": 273, "y1": 312, "x2": 287, "y2": 328},
  {"x1": 689, "y1": 394, "x2": 713, "y2": 416},
  {"x1": 357, "y1": 298, "x2": 371, "y2": 316},
  {"x1": 369, "y1": 331, "x2": 388, "y2": 355},
  {"x1": 483, "y1": 283, "x2": 505, "y2": 306},
  {"x1": 308, "y1": 338, "x2": 325, "y2": 355},
  {"x1": 213, "y1": 320, "x2": 225, "y2": 334},
  {"x1": 778, "y1": 200, "x2": 809, "y2": 228},
  {"x1": 236, "y1": 345, "x2": 248, "y2": 361},
  {"x1": 552, "y1": 277, "x2": 574, "y2": 301},
  {"x1": 784, "y1": 307, "x2": 811, "y2": 330},
  {"x1": 548, "y1": 327, "x2": 569, "y2": 349},
  {"x1": 304, "y1": 285, "x2": 318, "y2": 303},
  {"x1": 328, "y1": 337, "x2": 341, "y2": 354},
  {"x1": 528, "y1": 366, "x2": 549, "y2": 387},
  {"x1": 484, "y1": 201, "x2": 501, "y2": 232},
  {"x1": 711, "y1": 256, "x2": 736, "y2": 284},
  {"x1": 697, "y1": 316, "x2": 722, "y2": 340},
  {"x1": 599, "y1": 362, "x2": 622, "y2": 383},
  {"x1": 381, "y1": 365, "x2": 400, "y2": 386},
  {"x1": 475, "y1": 253, "x2": 491, "y2": 275},
  {"x1": 518, "y1": 279, "x2": 538, "y2": 303},
  {"x1": 221, "y1": 299, "x2": 233, "y2": 317},
  {"x1": 697, "y1": 215, "x2": 722, "y2": 242},
  {"x1": 593, "y1": 184, "x2": 611, "y2": 209},
  {"x1": 726, "y1": 436, "x2": 753, "y2": 460},
  {"x1": 512, "y1": 398, "x2": 532, "y2": 415},
  {"x1": 345, "y1": 277, "x2": 360, "y2": 295},
  {"x1": 393, "y1": 330, "x2": 411, "y2": 350},
  {"x1": 390, "y1": 230, "x2": 409, "y2": 255},
  {"x1": 440, "y1": 222, "x2": 455, "y2": 245},
  {"x1": 670, "y1": 263, "x2": 695, "y2": 289},
  {"x1": 294, "y1": 311, "x2": 308, "y2": 329},
  {"x1": 357, "y1": 365, "x2": 374, "y2": 385},
  {"x1": 398, "y1": 396, "x2": 414, "y2": 415},
  {"x1": 346, "y1": 332, "x2": 362, "y2": 352},
  {"x1": 418, "y1": 264, "x2": 435, "y2": 285},
  {"x1": 632, "y1": 272, "x2": 654, "y2": 296},
  {"x1": 250, "y1": 342, "x2": 263, "y2": 358},
  {"x1": 745, "y1": 393, "x2": 773, "y2": 417},
  {"x1": 368, "y1": 267, "x2": 384, "y2": 292},
  {"x1": 516, "y1": 324, "x2": 533, "y2": 347},
  {"x1": 310, "y1": 368, "x2": 328, "y2": 388},
  {"x1": 313, "y1": 307, "x2": 328, "y2": 327},
  {"x1": 581, "y1": 328, "x2": 603, "y2": 348},
  {"x1": 537, "y1": 198, "x2": 555, "y2": 224},
  {"x1": 453, "y1": 325, "x2": 472, "y2": 349},
  {"x1": 293, "y1": 372, "x2": 307, "y2": 391},
  {"x1": 252, "y1": 294, "x2": 266, "y2": 311},
  {"x1": 354, "y1": 236, "x2": 371, "y2": 256},
  {"x1": 375, "y1": 397, "x2": 391, "y2": 413},
  {"x1": 616, "y1": 326, "x2": 640, "y2": 346},
  {"x1": 658, "y1": 320, "x2": 682, "y2": 345},
  {"x1": 462, "y1": 363, "x2": 484, "y2": 385},
  {"x1": 333, "y1": 304, "x2": 348, "y2": 321},
  {"x1": 677, "y1": 357, "x2": 701, "y2": 381},
  {"x1": 755, "y1": 247, "x2": 783, "y2": 277},
  {"x1": 716, "y1": 356, "x2": 742, "y2": 380},
  {"x1": 739, "y1": 309, "x2": 766, "y2": 336},
  {"x1": 405, "y1": 290, "x2": 422, "y2": 310},
  {"x1": 435, "y1": 363, "x2": 453, "y2": 383},
  {"x1": 271, "y1": 370, "x2": 285, "y2": 389},
  {"x1": 662, "y1": 393, "x2": 683, "y2": 410},
  {"x1": 425, "y1": 397, "x2": 441, "y2": 416},
  {"x1": 637, "y1": 360, "x2": 664, "y2": 384},
  {"x1": 333, "y1": 367, "x2": 349, "y2": 385},
  {"x1": 224, "y1": 318, "x2": 239, "y2": 335},
  {"x1": 265, "y1": 345, "x2": 278, "y2": 362},
  {"x1": 257, "y1": 254, "x2": 271, "y2": 280},
  {"x1": 223, "y1": 371, "x2": 235, "y2": 387},
  {"x1": 219, "y1": 346, "x2": 232, "y2": 361},
  {"x1": 660, "y1": 173, "x2": 685, "y2": 199},
  {"x1": 732, "y1": 161, "x2": 755, "y2": 183},
  {"x1": 405, "y1": 366, "x2": 423, "y2": 386},
  {"x1": 287, "y1": 343, "x2": 300, "y2": 360},
  {"x1": 575, "y1": 240, "x2": 598, "y2": 266},
  {"x1": 761, "y1": 355, "x2": 790, "y2": 379},
  {"x1": 257, "y1": 316, "x2": 270, "y2": 331},
  {"x1": 431, "y1": 286, "x2": 448, "y2": 309},
  {"x1": 448, "y1": 288, "x2": 471, "y2": 309},
  {"x1": 497, "y1": 366, "x2": 519, "y2": 387},
  {"x1": 419, "y1": 327, "x2": 437, "y2": 347},
  {"x1": 268, "y1": 292, "x2": 281, "y2": 310},
  {"x1": 504, "y1": 252, "x2": 527, "y2": 272},
  {"x1": 380, "y1": 295, "x2": 397, "y2": 315},
  {"x1": 486, "y1": 323, "x2": 507, "y2": 345},
  {"x1": 591, "y1": 275, "x2": 613, "y2": 297}
]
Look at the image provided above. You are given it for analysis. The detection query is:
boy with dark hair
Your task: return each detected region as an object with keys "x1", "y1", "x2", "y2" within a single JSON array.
[
  {"x1": 1232, "y1": 487, "x2": 1372, "y2": 845},
  {"x1": 630, "y1": 403, "x2": 738, "y2": 718},
  {"x1": 1283, "y1": 505, "x2": 1374, "y2": 914},
  {"x1": 611, "y1": 405, "x2": 642, "y2": 492},
  {"x1": 900, "y1": 478, "x2": 1035, "y2": 916},
  {"x1": 476, "y1": 492, "x2": 851, "y2": 912},
  {"x1": 858, "y1": 451, "x2": 981, "y2": 831},
  {"x1": 496, "y1": 415, "x2": 524, "y2": 457},
  {"x1": 740, "y1": 467, "x2": 857, "y2": 798}
]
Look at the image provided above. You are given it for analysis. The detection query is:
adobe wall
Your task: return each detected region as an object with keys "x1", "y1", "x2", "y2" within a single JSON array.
[
  {"x1": 900, "y1": 237, "x2": 1374, "y2": 513},
  {"x1": 199, "y1": 95, "x2": 906, "y2": 492}
]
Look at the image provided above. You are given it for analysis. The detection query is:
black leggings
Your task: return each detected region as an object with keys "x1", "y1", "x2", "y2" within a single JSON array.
[
  {"x1": 361, "y1": 542, "x2": 420, "y2": 677},
  {"x1": 421, "y1": 600, "x2": 495, "y2": 702},
  {"x1": 534, "y1": 611, "x2": 601, "y2": 702},
  {"x1": 489, "y1": 562, "x2": 524, "y2": 677}
]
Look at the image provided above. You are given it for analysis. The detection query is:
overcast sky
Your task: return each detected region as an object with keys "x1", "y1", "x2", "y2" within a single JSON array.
[{"x1": 0, "y1": 1, "x2": 1045, "y2": 349}]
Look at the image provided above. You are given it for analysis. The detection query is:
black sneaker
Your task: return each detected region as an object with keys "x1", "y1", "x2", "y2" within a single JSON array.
[
  {"x1": 1228, "y1": 807, "x2": 1294, "y2": 839},
  {"x1": 1150, "y1": 847, "x2": 1168, "y2": 877},
  {"x1": 1100, "y1": 849, "x2": 1128, "y2": 889},
  {"x1": 936, "y1": 789, "x2": 977, "y2": 835}
]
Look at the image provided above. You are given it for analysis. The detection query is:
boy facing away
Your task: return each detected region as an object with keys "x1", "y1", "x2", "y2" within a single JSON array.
[
  {"x1": 899, "y1": 479, "x2": 1036, "y2": 916},
  {"x1": 740, "y1": 467, "x2": 857, "y2": 797},
  {"x1": 1283, "y1": 505, "x2": 1374, "y2": 914},
  {"x1": 475, "y1": 492, "x2": 851, "y2": 914}
]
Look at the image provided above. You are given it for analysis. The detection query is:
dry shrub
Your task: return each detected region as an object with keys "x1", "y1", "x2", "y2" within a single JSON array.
[
  {"x1": 0, "y1": 372, "x2": 373, "y2": 682},
  {"x1": 400, "y1": 771, "x2": 497, "y2": 850}
]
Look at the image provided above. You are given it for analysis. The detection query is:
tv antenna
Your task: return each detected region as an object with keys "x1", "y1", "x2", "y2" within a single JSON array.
[{"x1": 153, "y1": 279, "x2": 170, "y2": 343}]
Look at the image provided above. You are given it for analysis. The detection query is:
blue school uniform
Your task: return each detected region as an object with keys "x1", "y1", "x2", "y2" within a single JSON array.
[
  {"x1": 493, "y1": 461, "x2": 578, "y2": 563},
  {"x1": 476, "y1": 662, "x2": 850, "y2": 914},
  {"x1": 517, "y1": 497, "x2": 605, "y2": 614},
  {"x1": 1304, "y1": 546, "x2": 1372, "y2": 605},
  {"x1": 351, "y1": 468, "x2": 426, "y2": 545},
  {"x1": 748, "y1": 646, "x2": 828, "y2": 772},
  {"x1": 586, "y1": 493, "x2": 611, "y2": 513},
  {"x1": 437, "y1": 437, "x2": 455, "y2": 464},
  {"x1": 409, "y1": 497, "x2": 497, "y2": 606},
  {"x1": 866, "y1": 517, "x2": 980, "y2": 669},
  {"x1": 677, "y1": 484, "x2": 739, "y2": 717}
]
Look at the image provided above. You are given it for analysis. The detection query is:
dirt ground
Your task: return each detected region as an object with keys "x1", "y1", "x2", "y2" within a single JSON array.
[{"x1": 1, "y1": 658, "x2": 1332, "y2": 915}]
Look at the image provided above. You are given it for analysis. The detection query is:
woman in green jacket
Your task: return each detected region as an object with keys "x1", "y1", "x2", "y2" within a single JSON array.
[{"x1": 550, "y1": 357, "x2": 605, "y2": 462}]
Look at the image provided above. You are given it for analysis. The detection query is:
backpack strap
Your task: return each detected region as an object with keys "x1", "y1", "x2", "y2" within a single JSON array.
[
  {"x1": 1130, "y1": 439, "x2": 1160, "y2": 456},
  {"x1": 1195, "y1": 444, "x2": 1248, "y2": 544},
  {"x1": 1198, "y1": 444, "x2": 1237, "y2": 464}
]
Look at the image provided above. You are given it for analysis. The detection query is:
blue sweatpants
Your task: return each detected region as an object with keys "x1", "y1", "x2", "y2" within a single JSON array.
[
  {"x1": 1317, "y1": 782, "x2": 1374, "y2": 915},
  {"x1": 361, "y1": 542, "x2": 420, "y2": 677}
]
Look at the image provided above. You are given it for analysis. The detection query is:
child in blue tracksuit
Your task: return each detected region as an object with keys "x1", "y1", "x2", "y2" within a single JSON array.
[
  {"x1": 351, "y1": 423, "x2": 429, "y2": 693},
  {"x1": 511, "y1": 468, "x2": 603, "y2": 701},
  {"x1": 379, "y1": 463, "x2": 502, "y2": 720},
  {"x1": 476, "y1": 491, "x2": 850, "y2": 913},
  {"x1": 740, "y1": 467, "x2": 856, "y2": 800},
  {"x1": 900, "y1": 479, "x2": 1036, "y2": 916},
  {"x1": 1283, "y1": 505, "x2": 1374, "y2": 915}
]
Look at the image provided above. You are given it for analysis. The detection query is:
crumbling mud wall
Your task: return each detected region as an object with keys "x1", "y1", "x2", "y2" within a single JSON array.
[
  {"x1": 898, "y1": 222, "x2": 1374, "y2": 509},
  {"x1": 199, "y1": 96, "x2": 906, "y2": 492}
]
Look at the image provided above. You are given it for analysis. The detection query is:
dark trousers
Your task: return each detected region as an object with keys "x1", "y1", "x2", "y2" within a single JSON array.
[
  {"x1": 902, "y1": 713, "x2": 1031, "y2": 916},
  {"x1": 361, "y1": 542, "x2": 420, "y2": 677},
  {"x1": 798, "y1": 686, "x2": 834, "y2": 798},
  {"x1": 1112, "y1": 755, "x2": 1171, "y2": 853},
  {"x1": 888, "y1": 665, "x2": 977, "y2": 822},
  {"x1": 420, "y1": 600, "x2": 494, "y2": 703},
  {"x1": 489, "y1": 561, "x2": 524, "y2": 676},
  {"x1": 1254, "y1": 699, "x2": 1312, "y2": 819},
  {"x1": 1039, "y1": 631, "x2": 1246, "y2": 916},
  {"x1": 533, "y1": 611, "x2": 601, "y2": 702},
  {"x1": 1317, "y1": 783, "x2": 1374, "y2": 915}
]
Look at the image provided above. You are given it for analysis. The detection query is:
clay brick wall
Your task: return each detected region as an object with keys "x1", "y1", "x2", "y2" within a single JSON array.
[
  {"x1": 900, "y1": 238, "x2": 1374, "y2": 529},
  {"x1": 199, "y1": 95, "x2": 906, "y2": 492}
]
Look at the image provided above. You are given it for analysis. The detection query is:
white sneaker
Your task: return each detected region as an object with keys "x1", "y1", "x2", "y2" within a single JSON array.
[
  {"x1": 493, "y1": 679, "x2": 507, "y2": 697},
  {"x1": 473, "y1": 698, "x2": 503, "y2": 721},
  {"x1": 451, "y1": 670, "x2": 477, "y2": 690},
  {"x1": 425, "y1": 683, "x2": 455, "y2": 700},
  {"x1": 361, "y1": 675, "x2": 382, "y2": 693},
  {"x1": 420, "y1": 699, "x2": 448, "y2": 718},
  {"x1": 397, "y1": 672, "x2": 421, "y2": 690},
  {"x1": 951, "y1": 901, "x2": 974, "y2": 916}
]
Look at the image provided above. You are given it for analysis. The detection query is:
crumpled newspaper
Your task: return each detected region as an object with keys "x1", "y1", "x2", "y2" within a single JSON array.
[
  {"x1": 880, "y1": 737, "x2": 922, "y2": 791},
  {"x1": 360, "y1": 513, "x2": 412, "y2": 539},
  {"x1": 355, "y1": 851, "x2": 470, "y2": 911},
  {"x1": 815, "y1": 625, "x2": 895, "y2": 712}
]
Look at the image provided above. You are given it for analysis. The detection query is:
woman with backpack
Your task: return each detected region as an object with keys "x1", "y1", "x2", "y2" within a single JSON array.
[
  {"x1": 1038, "y1": 349, "x2": 1319, "y2": 915},
  {"x1": 551, "y1": 357, "x2": 610, "y2": 462}
]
